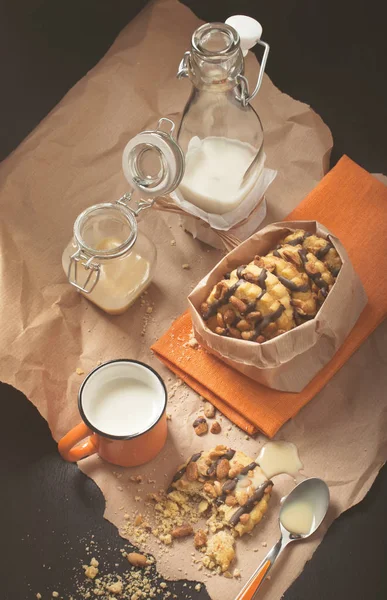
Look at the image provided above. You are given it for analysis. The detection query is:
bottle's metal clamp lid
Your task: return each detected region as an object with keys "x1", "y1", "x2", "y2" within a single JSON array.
[{"x1": 122, "y1": 118, "x2": 185, "y2": 201}]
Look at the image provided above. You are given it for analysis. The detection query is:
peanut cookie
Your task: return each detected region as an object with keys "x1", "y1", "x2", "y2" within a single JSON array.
[
  {"x1": 281, "y1": 229, "x2": 342, "y2": 277},
  {"x1": 255, "y1": 253, "x2": 317, "y2": 319},
  {"x1": 274, "y1": 243, "x2": 335, "y2": 307},
  {"x1": 200, "y1": 266, "x2": 295, "y2": 342},
  {"x1": 169, "y1": 446, "x2": 273, "y2": 540}
]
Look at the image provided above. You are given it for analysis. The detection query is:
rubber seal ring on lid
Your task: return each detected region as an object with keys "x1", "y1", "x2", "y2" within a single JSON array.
[{"x1": 122, "y1": 120, "x2": 185, "y2": 198}]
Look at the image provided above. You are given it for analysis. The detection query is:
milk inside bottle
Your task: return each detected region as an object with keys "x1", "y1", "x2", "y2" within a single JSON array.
[{"x1": 179, "y1": 136, "x2": 264, "y2": 214}]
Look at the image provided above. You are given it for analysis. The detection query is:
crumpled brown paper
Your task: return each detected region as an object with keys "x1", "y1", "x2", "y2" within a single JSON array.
[
  {"x1": 188, "y1": 221, "x2": 367, "y2": 392},
  {"x1": 0, "y1": 1, "x2": 385, "y2": 599}
]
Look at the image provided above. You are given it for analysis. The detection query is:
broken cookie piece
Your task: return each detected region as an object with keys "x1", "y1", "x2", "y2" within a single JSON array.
[
  {"x1": 204, "y1": 530, "x2": 236, "y2": 572},
  {"x1": 169, "y1": 448, "x2": 273, "y2": 536},
  {"x1": 138, "y1": 447, "x2": 273, "y2": 575},
  {"x1": 193, "y1": 416, "x2": 208, "y2": 436}
]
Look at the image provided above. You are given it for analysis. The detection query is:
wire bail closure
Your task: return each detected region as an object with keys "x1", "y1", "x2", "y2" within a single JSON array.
[
  {"x1": 67, "y1": 251, "x2": 101, "y2": 294},
  {"x1": 235, "y1": 39, "x2": 270, "y2": 106}
]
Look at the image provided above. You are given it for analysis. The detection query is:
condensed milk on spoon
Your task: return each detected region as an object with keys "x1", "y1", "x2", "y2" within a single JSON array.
[{"x1": 280, "y1": 499, "x2": 315, "y2": 535}]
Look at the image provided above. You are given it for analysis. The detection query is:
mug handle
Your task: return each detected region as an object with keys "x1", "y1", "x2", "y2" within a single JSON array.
[{"x1": 58, "y1": 422, "x2": 98, "y2": 462}]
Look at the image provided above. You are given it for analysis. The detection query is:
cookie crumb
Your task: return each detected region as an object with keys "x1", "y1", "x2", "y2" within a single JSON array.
[
  {"x1": 187, "y1": 336, "x2": 199, "y2": 348},
  {"x1": 83, "y1": 564, "x2": 99, "y2": 579},
  {"x1": 171, "y1": 240, "x2": 176, "y2": 246},
  {"x1": 195, "y1": 584, "x2": 201, "y2": 592},
  {"x1": 193, "y1": 416, "x2": 208, "y2": 436},
  {"x1": 107, "y1": 581, "x2": 123, "y2": 594},
  {"x1": 182, "y1": 263, "x2": 190, "y2": 270},
  {"x1": 52, "y1": 593, "x2": 59, "y2": 598},
  {"x1": 76, "y1": 367, "x2": 84, "y2": 375},
  {"x1": 130, "y1": 475, "x2": 143, "y2": 483},
  {"x1": 36, "y1": 595, "x2": 42, "y2": 599}
]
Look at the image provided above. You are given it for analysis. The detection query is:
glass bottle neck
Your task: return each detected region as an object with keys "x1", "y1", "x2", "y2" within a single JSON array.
[{"x1": 188, "y1": 22, "x2": 244, "y2": 91}]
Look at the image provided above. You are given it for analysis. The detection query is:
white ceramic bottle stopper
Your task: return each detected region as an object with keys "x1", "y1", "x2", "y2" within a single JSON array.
[{"x1": 225, "y1": 15, "x2": 263, "y2": 56}]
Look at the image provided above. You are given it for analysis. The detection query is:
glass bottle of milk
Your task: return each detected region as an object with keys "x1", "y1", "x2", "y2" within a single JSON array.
[{"x1": 176, "y1": 18, "x2": 269, "y2": 215}]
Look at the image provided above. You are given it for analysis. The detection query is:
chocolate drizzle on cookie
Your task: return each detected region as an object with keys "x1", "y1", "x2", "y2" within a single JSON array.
[
  {"x1": 202, "y1": 265, "x2": 270, "y2": 322},
  {"x1": 228, "y1": 480, "x2": 273, "y2": 526},
  {"x1": 257, "y1": 268, "x2": 268, "y2": 300},
  {"x1": 207, "y1": 449, "x2": 236, "y2": 477},
  {"x1": 315, "y1": 241, "x2": 333, "y2": 260},
  {"x1": 237, "y1": 265, "x2": 247, "y2": 279},
  {"x1": 331, "y1": 266, "x2": 340, "y2": 277},
  {"x1": 298, "y1": 249, "x2": 329, "y2": 294},
  {"x1": 277, "y1": 275, "x2": 310, "y2": 293},
  {"x1": 215, "y1": 462, "x2": 260, "y2": 506},
  {"x1": 255, "y1": 303, "x2": 285, "y2": 337},
  {"x1": 202, "y1": 280, "x2": 244, "y2": 319},
  {"x1": 167, "y1": 451, "x2": 203, "y2": 492},
  {"x1": 279, "y1": 231, "x2": 312, "y2": 248},
  {"x1": 240, "y1": 462, "x2": 258, "y2": 475}
]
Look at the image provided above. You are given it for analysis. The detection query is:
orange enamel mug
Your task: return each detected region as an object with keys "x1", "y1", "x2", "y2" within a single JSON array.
[{"x1": 58, "y1": 359, "x2": 168, "y2": 467}]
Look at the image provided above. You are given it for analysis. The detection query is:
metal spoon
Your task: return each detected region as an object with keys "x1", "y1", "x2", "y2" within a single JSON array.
[{"x1": 235, "y1": 477, "x2": 330, "y2": 600}]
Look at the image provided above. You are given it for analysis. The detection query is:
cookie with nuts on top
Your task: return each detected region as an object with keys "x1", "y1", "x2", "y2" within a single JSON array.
[
  {"x1": 280, "y1": 229, "x2": 342, "y2": 278},
  {"x1": 200, "y1": 229, "x2": 341, "y2": 340},
  {"x1": 200, "y1": 266, "x2": 295, "y2": 343},
  {"x1": 255, "y1": 252, "x2": 318, "y2": 321},
  {"x1": 167, "y1": 444, "x2": 273, "y2": 572}
]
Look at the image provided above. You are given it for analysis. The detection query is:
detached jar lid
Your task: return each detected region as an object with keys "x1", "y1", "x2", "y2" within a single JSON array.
[{"x1": 122, "y1": 118, "x2": 185, "y2": 198}]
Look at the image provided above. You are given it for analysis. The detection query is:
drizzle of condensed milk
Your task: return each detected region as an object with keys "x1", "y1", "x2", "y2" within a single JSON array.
[
  {"x1": 256, "y1": 441, "x2": 303, "y2": 480},
  {"x1": 280, "y1": 500, "x2": 314, "y2": 535},
  {"x1": 235, "y1": 465, "x2": 267, "y2": 496}
]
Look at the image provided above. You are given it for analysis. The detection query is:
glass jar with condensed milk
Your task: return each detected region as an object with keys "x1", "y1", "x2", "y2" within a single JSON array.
[
  {"x1": 63, "y1": 118, "x2": 184, "y2": 314},
  {"x1": 62, "y1": 197, "x2": 156, "y2": 315}
]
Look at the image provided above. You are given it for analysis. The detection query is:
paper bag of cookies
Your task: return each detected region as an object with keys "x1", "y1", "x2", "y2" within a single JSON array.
[{"x1": 188, "y1": 221, "x2": 367, "y2": 392}]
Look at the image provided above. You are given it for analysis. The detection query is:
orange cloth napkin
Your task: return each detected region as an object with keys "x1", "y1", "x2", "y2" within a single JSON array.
[{"x1": 152, "y1": 156, "x2": 387, "y2": 437}]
